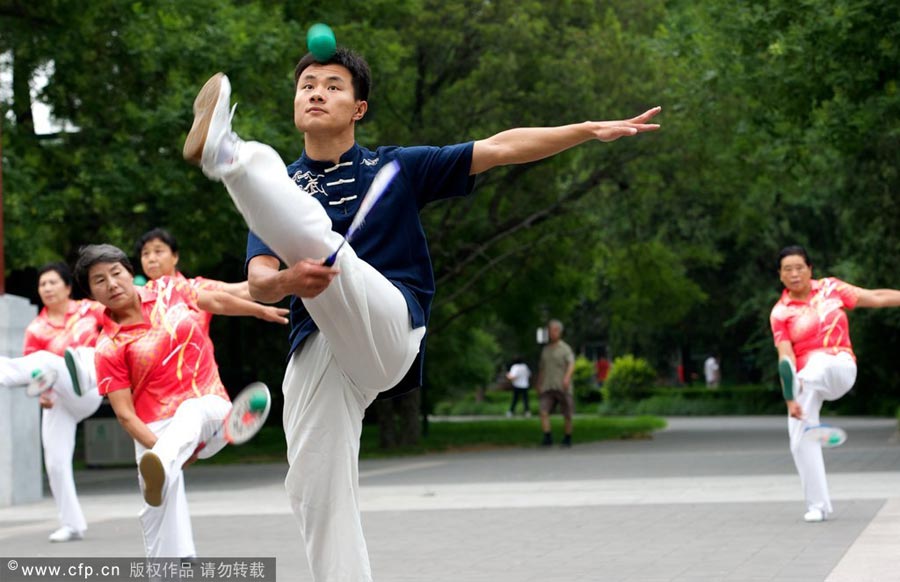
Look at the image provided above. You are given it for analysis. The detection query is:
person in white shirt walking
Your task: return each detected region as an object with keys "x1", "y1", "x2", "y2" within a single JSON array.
[
  {"x1": 704, "y1": 354, "x2": 720, "y2": 388},
  {"x1": 506, "y1": 357, "x2": 532, "y2": 417}
]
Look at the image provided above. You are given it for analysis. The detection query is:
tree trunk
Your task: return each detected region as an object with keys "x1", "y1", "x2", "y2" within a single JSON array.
[
  {"x1": 376, "y1": 389, "x2": 422, "y2": 449},
  {"x1": 376, "y1": 400, "x2": 397, "y2": 449},
  {"x1": 12, "y1": 46, "x2": 35, "y2": 134},
  {"x1": 395, "y1": 389, "x2": 421, "y2": 447}
]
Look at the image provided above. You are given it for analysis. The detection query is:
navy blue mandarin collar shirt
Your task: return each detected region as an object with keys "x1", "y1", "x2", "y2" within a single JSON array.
[{"x1": 246, "y1": 141, "x2": 475, "y2": 397}]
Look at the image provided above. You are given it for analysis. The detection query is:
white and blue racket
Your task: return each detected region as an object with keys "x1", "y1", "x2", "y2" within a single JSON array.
[
  {"x1": 223, "y1": 382, "x2": 272, "y2": 445},
  {"x1": 26, "y1": 368, "x2": 58, "y2": 397},
  {"x1": 324, "y1": 159, "x2": 401, "y2": 267},
  {"x1": 802, "y1": 424, "x2": 847, "y2": 448},
  {"x1": 201, "y1": 382, "x2": 272, "y2": 447}
]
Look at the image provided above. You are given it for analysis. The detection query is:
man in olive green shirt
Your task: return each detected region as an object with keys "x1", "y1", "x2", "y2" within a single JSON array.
[{"x1": 536, "y1": 319, "x2": 576, "y2": 447}]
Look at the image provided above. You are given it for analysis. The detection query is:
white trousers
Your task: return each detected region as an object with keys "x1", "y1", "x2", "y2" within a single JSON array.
[
  {"x1": 134, "y1": 394, "x2": 231, "y2": 558},
  {"x1": 219, "y1": 141, "x2": 424, "y2": 581},
  {"x1": 788, "y1": 351, "x2": 857, "y2": 514},
  {"x1": 0, "y1": 351, "x2": 102, "y2": 533}
]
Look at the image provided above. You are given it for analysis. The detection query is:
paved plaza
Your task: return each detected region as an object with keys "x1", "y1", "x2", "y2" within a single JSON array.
[{"x1": 2, "y1": 416, "x2": 899, "y2": 581}]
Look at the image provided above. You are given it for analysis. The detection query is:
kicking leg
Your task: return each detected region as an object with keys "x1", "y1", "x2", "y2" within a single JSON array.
[
  {"x1": 136, "y1": 455, "x2": 195, "y2": 559},
  {"x1": 139, "y1": 395, "x2": 232, "y2": 506},
  {"x1": 136, "y1": 396, "x2": 231, "y2": 558},
  {"x1": 0, "y1": 351, "x2": 61, "y2": 387}
]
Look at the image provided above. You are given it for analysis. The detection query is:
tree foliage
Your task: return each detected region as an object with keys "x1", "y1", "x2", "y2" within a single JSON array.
[{"x1": 2, "y1": 0, "x2": 899, "y2": 432}]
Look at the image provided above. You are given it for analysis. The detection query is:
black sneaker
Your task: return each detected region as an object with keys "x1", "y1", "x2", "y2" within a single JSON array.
[
  {"x1": 561, "y1": 434, "x2": 572, "y2": 448},
  {"x1": 541, "y1": 433, "x2": 553, "y2": 447}
]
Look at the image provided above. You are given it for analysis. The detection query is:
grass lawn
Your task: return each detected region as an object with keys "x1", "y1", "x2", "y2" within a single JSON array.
[{"x1": 200, "y1": 415, "x2": 667, "y2": 464}]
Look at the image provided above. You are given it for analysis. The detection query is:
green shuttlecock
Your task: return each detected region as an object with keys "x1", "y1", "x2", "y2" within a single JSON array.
[
  {"x1": 249, "y1": 392, "x2": 268, "y2": 412},
  {"x1": 31, "y1": 369, "x2": 42, "y2": 378},
  {"x1": 307, "y1": 23, "x2": 336, "y2": 61},
  {"x1": 134, "y1": 274, "x2": 148, "y2": 286}
]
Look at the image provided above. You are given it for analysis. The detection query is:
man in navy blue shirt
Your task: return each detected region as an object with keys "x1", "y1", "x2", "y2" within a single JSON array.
[{"x1": 184, "y1": 48, "x2": 659, "y2": 582}]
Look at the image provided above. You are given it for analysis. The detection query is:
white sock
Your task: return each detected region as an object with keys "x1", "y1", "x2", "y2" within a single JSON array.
[{"x1": 215, "y1": 132, "x2": 238, "y2": 166}]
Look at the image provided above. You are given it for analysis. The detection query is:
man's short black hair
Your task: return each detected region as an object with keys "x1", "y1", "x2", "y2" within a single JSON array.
[
  {"x1": 74, "y1": 244, "x2": 134, "y2": 298},
  {"x1": 294, "y1": 47, "x2": 372, "y2": 102}
]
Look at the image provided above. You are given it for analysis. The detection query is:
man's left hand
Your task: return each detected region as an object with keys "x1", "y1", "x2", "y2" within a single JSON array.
[{"x1": 589, "y1": 106, "x2": 661, "y2": 142}]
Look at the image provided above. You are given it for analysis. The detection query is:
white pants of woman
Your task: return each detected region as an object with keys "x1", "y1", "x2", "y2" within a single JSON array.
[
  {"x1": 788, "y1": 351, "x2": 857, "y2": 515},
  {"x1": 134, "y1": 394, "x2": 231, "y2": 558},
  {"x1": 217, "y1": 141, "x2": 424, "y2": 582},
  {"x1": 0, "y1": 351, "x2": 102, "y2": 534}
]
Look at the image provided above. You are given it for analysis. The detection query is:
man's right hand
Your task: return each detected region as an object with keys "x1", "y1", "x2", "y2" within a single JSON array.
[
  {"x1": 283, "y1": 259, "x2": 339, "y2": 299},
  {"x1": 787, "y1": 400, "x2": 804, "y2": 419},
  {"x1": 249, "y1": 255, "x2": 338, "y2": 302}
]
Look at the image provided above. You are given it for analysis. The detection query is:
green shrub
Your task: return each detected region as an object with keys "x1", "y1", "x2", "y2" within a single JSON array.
[
  {"x1": 424, "y1": 326, "x2": 501, "y2": 406},
  {"x1": 573, "y1": 355, "x2": 602, "y2": 404},
  {"x1": 433, "y1": 391, "x2": 513, "y2": 416},
  {"x1": 601, "y1": 355, "x2": 655, "y2": 402},
  {"x1": 433, "y1": 386, "x2": 600, "y2": 416},
  {"x1": 597, "y1": 384, "x2": 785, "y2": 416}
]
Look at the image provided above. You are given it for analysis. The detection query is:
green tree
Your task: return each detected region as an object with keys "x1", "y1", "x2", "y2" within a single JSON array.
[{"x1": 654, "y1": 0, "x2": 900, "y2": 405}]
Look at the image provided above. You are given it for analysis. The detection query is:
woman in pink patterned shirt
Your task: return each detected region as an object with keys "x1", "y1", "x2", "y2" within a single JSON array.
[
  {"x1": 136, "y1": 227, "x2": 285, "y2": 336},
  {"x1": 74, "y1": 243, "x2": 268, "y2": 559},
  {"x1": 0, "y1": 262, "x2": 104, "y2": 542},
  {"x1": 770, "y1": 245, "x2": 900, "y2": 523}
]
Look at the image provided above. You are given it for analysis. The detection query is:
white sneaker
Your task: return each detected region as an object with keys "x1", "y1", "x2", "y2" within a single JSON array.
[
  {"x1": 64, "y1": 347, "x2": 95, "y2": 397},
  {"x1": 183, "y1": 72, "x2": 238, "y2": 180},
  {"x1": 803, "y1": 508, "x2": 826, "y2": 522},
  {"x1": 139, "y1": 451, "x2": 167, "y2": 507},
  {"x1": 802, "y1": 424, "x2": 848, "y2": 448},
  {"x1": 48, "y1": 526, "x2": 83, "y2": 543}
]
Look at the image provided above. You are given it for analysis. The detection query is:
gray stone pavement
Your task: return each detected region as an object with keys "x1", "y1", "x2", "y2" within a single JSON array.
[{"x1": 1, "y1": 415, "x2": 899, "y2": 581}]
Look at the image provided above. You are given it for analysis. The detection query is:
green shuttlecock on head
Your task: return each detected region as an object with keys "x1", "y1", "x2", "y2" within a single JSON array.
[
  {"x1": 249, "y1": 391, "x2": 268, "y2": 412},
  {"x1": 307, "y1": 23, "x2": 336, "y2": 62},
  {"x1": 134, "y1": 274, "x2": 148, "y2": 286}
]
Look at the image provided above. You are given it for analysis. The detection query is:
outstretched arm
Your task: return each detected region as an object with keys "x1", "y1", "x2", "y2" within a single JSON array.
[
  {"x1": 218, "y1": 280, "x2": 254, "y2": 301},
  {"x1": 196, "y1": 288, "x2": 289, "y2": 324},
  {"x1": 470, "y1": 106, "x2": 661, "y2": 175},
  {"x1": 855, "y1": 288, "x2": 900, "y2": 308},
  {"x1": 189, "y1": 277, "x2": 253, "y2": 301}
]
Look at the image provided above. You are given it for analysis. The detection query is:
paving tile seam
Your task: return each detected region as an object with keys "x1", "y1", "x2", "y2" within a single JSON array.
[
  {"x1": 824, "y1": 497, "x2": 900, "y2": 582},
  {"x1": 4, "y1": 472, "x2": 900, "y2": 525}
]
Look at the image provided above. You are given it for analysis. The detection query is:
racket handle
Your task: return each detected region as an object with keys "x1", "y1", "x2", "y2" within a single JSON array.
[{"x1": 323, "y1": 239, "x2": 345, "y2": 267}]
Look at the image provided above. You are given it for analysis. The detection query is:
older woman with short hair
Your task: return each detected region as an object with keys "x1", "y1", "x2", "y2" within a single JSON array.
[
  {"x1": 0, "y1": 262, "x2": 104, "y2": 542},
  {"x1": 74, "y1": 243, "x2": 272, "y2": 558},
  {"x1": 770, "y1": 244, "x2": 900, "y2": 522}
]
